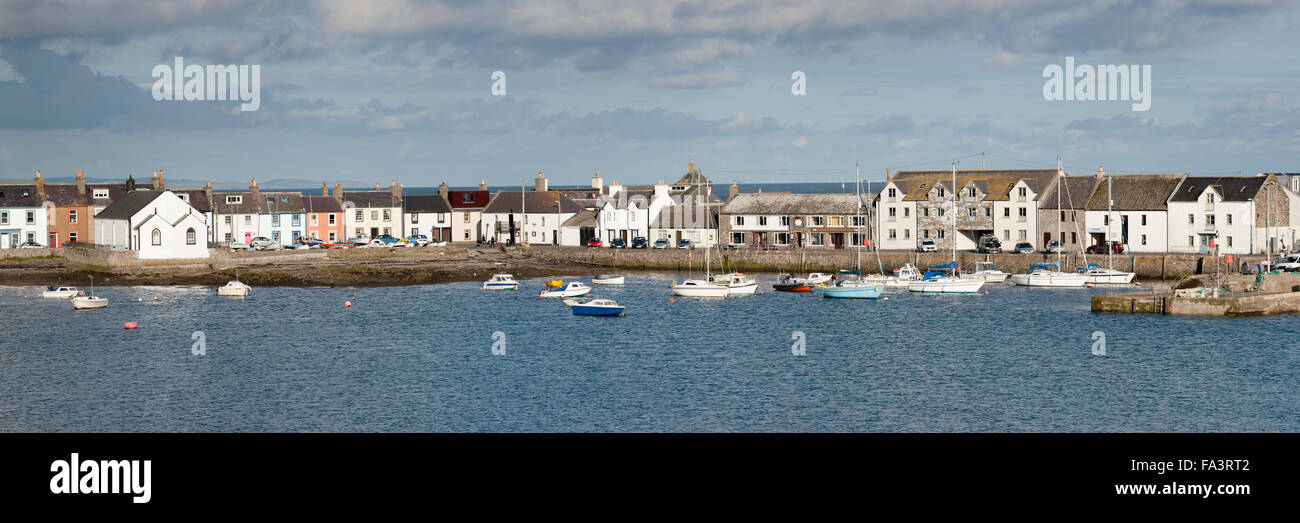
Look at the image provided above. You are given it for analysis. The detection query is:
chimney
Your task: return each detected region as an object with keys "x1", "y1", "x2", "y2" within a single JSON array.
[
  {"x1": 75, "y1": 170, "x2": 86, "y2": 195},
  {"x1": 654, "y1": 178, "x2": 669, "y2": 199},
  {"x1": 334, "y1": 182, "x2": 343, "y2": 205},
  {"x1": 204, "y1": 181, "x2": 213, "y2": 207},
  {"x1": 250, "y1": 177, "x2": 259, "y2": 200},
  {"x1": 34, "y1": 170, "x2": 44, "y2": 197},
  {"x1": 478, "y1": 179, "x2": 488, "y2": 191},
  {"x1": 438, "y1": 182, "x2": 449, "y2": 200},
  {"x1": 729, "y1": 180, "x2": 739, "y2": 201},
  {"x1": 157, "y1": 169, "x2": 165, "y2": 190},
  {"x1": 321, "y1": 182, "x2": 328, "y2": 196},
  {"x1": 150, "y1": 170, "x2": 158, "y2": 188},
  {"x1": 534, "y1": 171, "x2": 548, "y2": 192},
  {"x1": 374, "y1": 182, "x2": 380, "y2": 191},
  {"x1": 125, "y1": 174, "x2": 136, "y2": 192},
  {"x1": 592, "y1": 170, "x2": 603, "y2": 189},
  {"x1": 390, "y1": 179, "x2": 401, "y2": 198}
]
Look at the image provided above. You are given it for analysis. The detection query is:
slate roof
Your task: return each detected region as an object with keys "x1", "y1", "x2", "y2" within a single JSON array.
[
  {"x1": 1039, "y1": 175, "x2": 1101, "y2": 210},
  {"x1": 403, "y1": 194, "x2": 452, "y2": 213},
  {"x1": 170, "y1": 188, "x2": 212, "y2": 212},
  {"x1": 561, "y1": 210, "x2": 598, "y2": 228},
  {"x1": 303, "y1": 196, "x2": 343, "y2": 213},
  {"x1": 651, "y1": 204, "x2": 719, "y2": 229},
  {"x1": 213, "y1": 191, "x2": 305, "y2": 214},
  {"x1": 1083, "y1": 174, "x2": 1187, "y2": 211},
  {"x1": 447, "y1": 190, "x2": 490, "y2": 209},
  {"x1": 94, "y1": 190, "x2": 166, "y2": 220},
  {"x1": 0, "y1": 184, "x2": 44, "y2": 207},
  {"x1": 721, "y1": 193, "x2": 863, "y2": 215},
  {"x1": 342, "y1": 190, "x2": 401, "y2": 209},
  {"x1": 1168, "y1": 176, "x2": 1267, "y2": 202},
  {"x1": 891, "y1": 169, "x2": 1058, "y2": 202},
  {"x1": 482, "y1": 191, "x2": 585, "y2": 214}
]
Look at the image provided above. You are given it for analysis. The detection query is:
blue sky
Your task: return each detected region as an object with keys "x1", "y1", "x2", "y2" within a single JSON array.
[{"x1": 0, "y1": 0, "x2": 1297, "y2": 188}]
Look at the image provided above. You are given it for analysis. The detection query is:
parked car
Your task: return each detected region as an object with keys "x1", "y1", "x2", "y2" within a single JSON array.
[
  {"x1": 631, "y1": 236, "x2": 648, "y2": 249},
  {"x1": 295, "y1": 236, "x2": 324, "y2": 249},
  {"x1": 653, "y1": 238, "x2": 670, "y2": 249},
  {"x1": 1044, "y1": 240, "x2": 1065, "y2": 254},
  {"x1": 977, "y1": 235, "x2": 1002, "y2": 254},
  {"x1": 586, "y1": 237, "x2": 602, "y2": 248},
  {"x1": 1086, "y1": 241, "x2": 1125, "y2": 254},
  {"x1": 406, "y1": 234, "x2": 430, "y2": 247},
  {"x1": 609, "y1": 238, "x2": 627, "y2": 249},
  {"x1": 1274, "y1": 254, "x2": 1300, "y2": 271},
  {"x1": 249, "y1": 236, "x2": 277, "y2": 250},
  {"x1": 18, "y1": 240, "x2": 44, "y2": 248},
  {"x1": 676, "y1": 239, "x2": 692, "y2": 249},
  {"x1": 1014, "y1": 242, "x2": 1035, "y2": 254},
  {"x1": 228, "y1": 240, "x2": 251, "y2": 251},
  {"x1": 917, "y1": 239, "x2": 937, "y2": 252}
]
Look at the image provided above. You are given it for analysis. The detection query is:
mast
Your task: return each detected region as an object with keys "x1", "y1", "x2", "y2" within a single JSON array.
[
  {"x1": 856, "y1": 162, "x2": 862, "y2": 276},
  {"x1": 520, "y1": 178, "x2": 526, "y2": 246},
  {"x1": 1057, "y1": 156, "x2": 1063, "y2": 268},
  {"x1": 951, "y1": 161, "x2": 958, "y2": 268},
  {"x1": 1107, "y1": 168, "x2": 1113, "y2": 270}
]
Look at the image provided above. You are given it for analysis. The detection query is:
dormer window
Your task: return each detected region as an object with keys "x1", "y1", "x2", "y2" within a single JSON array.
[
  {"x1": 226, "y1": 195, "x2": 242, "y2": 204},
  {"x1": 461, "y1": 193, "x2": 474, "y2": 203},
  {"x1": 281, "y1": 196, "x2": 289, "y2": 203},
  {"x1": 93, "y1": 189, "x2": 110, "y2": 199},
  {"x1": 178, "y1": 193, "x2": 189, "y2": 202},
  {"x1": 21, "y1": 189, "x2": 29, "y2": 197}
]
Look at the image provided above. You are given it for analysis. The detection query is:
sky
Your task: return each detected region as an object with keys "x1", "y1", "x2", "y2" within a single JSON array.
[{"x1": 0, "y1": 0, "x2": 1298, "y2": 188}]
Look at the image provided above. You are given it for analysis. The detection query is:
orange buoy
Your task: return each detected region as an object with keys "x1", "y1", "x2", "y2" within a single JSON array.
[
  {"x1": 344, "y1": 301, "x2": 352, "y2": 308},
  {"x1": 983, "y1": 290, "x2": 989, "y2": 295},
  {"x1": 669, "y1": 297, "x2": 675, "y2": 303},
  {"x1": 124, "y1": 322, "x2": 137, "y2": 330}
]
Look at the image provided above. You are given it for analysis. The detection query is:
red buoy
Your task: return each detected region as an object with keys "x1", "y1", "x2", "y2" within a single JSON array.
[
  {"x1": 344, "y1": 301, "x2": 352, "y2": 308},
  {"x1": 669, "y1": 297, "x2": 675, "y2": 303},
  {"x1": 124, "y1": 322, "x2": 137, "y2": 330}
]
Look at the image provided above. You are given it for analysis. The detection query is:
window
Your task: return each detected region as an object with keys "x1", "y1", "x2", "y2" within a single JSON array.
[
  {"x1": 462, "y1": 193, "x2": 474, "y2": 203},
  {"x1": 463, "y1": 212, "x2": 471, "y2": 223},
  {"x1": 1227, "y1": 236, "x2": 1234, "y2": 247},
  {"x1": 923, "y1": 230, "x2": 930, "y2": 239},
  {"x1": 68, "y1": 209, "x2": 77, "y2": 224},
  {"x1": 412, "y1": 213, "x2": 419, "y2": 224},
  {"x1": 810, "y1": 233, "x2": 824, "y2": 246},
  {"x1": 382, "y1": 227, "x2": 390, "y2": 235},
  {"x1": 937, "y1": 208, "x2": 946, "y2": 217},
  {"x1": 1188, "y1": 214, "x2": 1195, "y2": 225},
  {"x1": 758, "y1": 216, "x2": 767, "y2": 226},
  {"x1": 852, "y1": 233, "x2": 865, "y2": 246},
  {"x1": 1060, "y1": 210, "x2": 1066, "y2": 221},
  {"x1": 888, "y1": 229, "x2": 897, "y2": 239},
  {"x1": 1141, "y1": 214, "x2": 1147, "y2": 226},
  {"x1": 224, "y1": 216, "x2": 232, "y2": 225},
  {"x1": 292, "y1": 231, "x2": 301, "y2": 242},
  {"x1": 244, "y1": 216, "x2": 251, "y2": 225},
  {"x1": 774, "y1": 233, "x2": 790, "y2": 245},
  {"x1": 1004, "y1": 208, "x2": 1010, "y2": 217},
  {"x1": 1018, "y1": 207, "x2": 1027, "y2": 218},
  {"x1": 0, "y1": 211, "x2": 7, "y2": 224},
  {"x1": 889, "y1": 207, "x2": 897, "y2": 218},
  {"x1": 903, "y1": 207, "x2": 909, "y2": 217},
  {"x1": 937, "y1": 229, "x2": 945, "y2": 239},
  {"x1": 812, "y1": 216, "x2": 824, "y2": 226},
  {"x1": 730, "y1": 232, "x2": 745, "y2": 244},
  {"x1": 151, "y1": 228, "x2": 161, "y2": 245},
  {"x1": 923, "y1": 208, "x2": 930, "y2": 217},
  {"x1": 186, "y1": 228, "x2": 196, "y2": 245},
  {"x1": 888, "y1": 188, "x2": 896, "y2": 198},
  {"x1": 328, "y1": 214, "x2": 336, "y2": 225},
  {"x1": 904, "y1": 229, "x2": 910, "y2": 239},
  {"x1": 272, "y1": 215, "x2": 280, "y2": 227},
  {"x1": 985, "y1": 208, "x2": 991, "y2": 217},
  {"x1": 26, "y1": 211, "x2": 34, "y2": 224},
  {"x1": 266, "y1": 196, "x2": 274, "y2": 205},
  {"x1": 356, "y1": 210, "x2": 364, "y2": 221},
  {"x1": 780, "y1": 216, "x2": 790, "y2": 226},
  {"x1": 464, "y1": 230, "x2": 470, "y2": 240},
  {"x1": 937, "y1": 188, "x2": 945, "y2": 198},
  {"x1": 830, "y1": 216, "x2": 842, "y2": 227},
  {"x1": 1003, "y1": 230, "x2": 1010, "y2": 240},
  {"x1": 292, "y1": 215, "x2": 301, "y2": 227},
  {"x1": 311, "y1": 214, "x2": 318, "y2": 225},
  {"x1": 93, "y1": 189, "x2": 110, "y2": 199},
  {"x1": 329, "y1": 232, "x2": 337, "y2": 241},
  {"x1": 356, "y1": 228, "x2": 364, "y2": 236},
  {"x1": 371, "y1": 210, "x2": 378, "y2": 221},
  {"x1": 968, "y1": 188, "x2": 977, "y2": 198},
  {"x1": 1141, "y1": 234, "x2": 1147, "y2": 246},
  {"x1": 1071, "y1": 232, "x2": 1077, "y2": 244},
  {"x1": 70, "y1": 232, "x2": 78, "y2": 243},
  {"x1": 735, "y1": 216, "x2": 745, "y2": 226},
  {"x1": 1018, "y1": 187, "x2": 1027, "y2": 197},
  {"x1": 1018, "y1": 230, "x2": 1026, "y2": 240},
  {"x1": 411, "y1": 228, "x2": 419, "y2": 236},
  {"x1": 1188, "y1": 236, "x2": 1194, "y2": 247},
  {"x1": 1226, "y1": 214, "x2": 1232, "y2": 225},
  {"x1": 178, "y1": 193, "x2": 189, "y2": 202},
  {"x1": 967, "y1": 207, "x2": 977, "y2": 217},
  {"x1": 226, "y1": 195, "x2": 242, "y2": 204},
  {"x1": 224, "y1": 233, "x2": 232, "y2": 243},
  {"x1": 852, "y1": 216, "x2": 865, "y2": 226},
  {"x1": 1207, "y1": 214, "x2": 1215, "y2": 226},
  {"x1": 1103, "y1": 215, "x2": 1109, "y2": 226},
  {"x1": 383, "y1": 210, "x2": 391, "y2": 221}
]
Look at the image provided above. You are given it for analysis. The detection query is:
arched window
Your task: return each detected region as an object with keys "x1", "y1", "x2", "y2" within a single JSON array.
[
  {"x1": 186, "y1": 228, "x2": 196, "y2": 245},
  {"x1": 151, "y1": 228, "x2": 161, "y2": 246}
]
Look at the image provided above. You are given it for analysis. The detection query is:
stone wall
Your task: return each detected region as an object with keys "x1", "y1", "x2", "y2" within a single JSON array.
[
  {"x1": 0, "y1": 247, "x2": 58, "y2": 259},
  {"x1": 62, "y1": 246, "x2": 231, "y2": 271}
]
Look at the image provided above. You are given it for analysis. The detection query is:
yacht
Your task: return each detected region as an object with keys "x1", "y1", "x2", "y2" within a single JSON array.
[{"x1": 482, "y1": 273, "x2": 519, "y2": 290}]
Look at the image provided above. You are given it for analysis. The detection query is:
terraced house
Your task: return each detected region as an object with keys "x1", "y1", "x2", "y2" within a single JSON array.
[
  {"x1": 304, "y1": 191, "x2": 345, "y2": 243},
  {"x1": 341, "y1": 181, "x2": 403, "y2": 240},
  {"x1": 720, "y1": 191, "x2": 864, "y2": 249},
  {"x1": 0, "y1": 183, "x2": 46, "y2": 248},
  {"x1": 445, "y1": 182, "x2": 490, "y2": 244},
  {"x1": 881, "y1": 169, "x2": 1059, "y2": 251},
  {"x1": 1081, "y1": 173, "x2": 1186, "y2": 253},
  {"x1": 1037, "y1": 173, "x2": 1101, "y2": 251},
  {"x1": 1163, "y1": 174, "x2": 1297, "y2": 255}
]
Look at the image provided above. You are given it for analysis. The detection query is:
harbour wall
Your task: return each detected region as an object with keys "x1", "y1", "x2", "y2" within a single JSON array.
[{"x1": 530, "y1": 246, "x2": 1260, "y2": 280}]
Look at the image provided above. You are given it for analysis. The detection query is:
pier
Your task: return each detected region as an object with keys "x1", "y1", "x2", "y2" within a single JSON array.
[{"x1": 1091, "y1": 274, "x2": 1300, "y2": 316}]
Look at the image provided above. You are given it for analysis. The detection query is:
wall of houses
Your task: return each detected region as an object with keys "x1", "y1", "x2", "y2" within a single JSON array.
[
  {"x1": 876, "y1": 189, "x2": 917, "y2": 250},
  {"x1": 1166, "y1": 198, "x2": 1254, "y2": 255},
  {"x1": 0, "y1": 206, "x2": 48, "y2": 248}
]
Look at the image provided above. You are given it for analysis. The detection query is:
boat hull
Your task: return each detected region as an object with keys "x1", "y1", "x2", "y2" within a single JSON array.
[
  {"x1": 773, "y1": 283, "x2": 812, "y2": 292},
  {"x1": 1011, "y1": 272, "x2": 1088, "y2": 287},
  {"x1": 482, "y1": 282, "x2": 519, "y2": 290},
  {"x1": 592, "y1": 275, "x2": 625, "y2": 285},
  {"x1": 571, "y1": 304, "x2": 626, "y2": 316},
  {"x1": 42, "y1": 291, "x2": 79, "y2": 299},
  {"x1": 71, "y1": 297, "x2": 108, "y2": 310},
  {"x1": 972, "y1": 272, "x2": 1010, "y2": 282},
  {"x1": 907, "y1": 279, "x2": 985, "y2": 293},
  {"x1": 822, "y1": 284, "x2": 884, "y2": 299},
  {"x1": 540, "y1": 289, "x2": 590, "y2": 298},
  {"x1": 671, "y1": 285, "x2": 729, "y2": 298},
  {"x1": 1082, "y1": 270, "x2": 1136, "y2": 284}
]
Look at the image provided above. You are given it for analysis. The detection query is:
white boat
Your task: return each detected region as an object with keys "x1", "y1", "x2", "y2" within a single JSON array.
[
  {"x1": 970, "y1": 261, "x2": 1010, "y2": 282},
  {"x1": 804, "y1": 273, "x2": 833, "y2": 286},
  {"x1": 42, "y1": 286, "x2": 82, "y2": 298},
  {"x1": 1011, "y1": 262, "x2": 1088, "y2": 287},
  {"x1": 709, "y1": 273, "x2": 758, "y2": 295},
  {"x1": 217, "y1": 280, "x2": 251, "y2": 297},
  {"x1": 671, "y1": 279, "x2": 730, "y2": 298},
  {"x1": 592, "y1": 274, "x2": 626, "y2": 285},
  {"x1": 482, "y1": 273, "x2": 519, "y2": 290},
  {"x1": 907, "y1": 276, "x2": 985, "y2": 293},
  {"x1": 1080, "y1": 266, "x2": 1136, "y2": 284},
  {"x1": 71, "y1": 296, "x2": 108, "y2": 310},
  {"x1": 540, "y1": 281, "x2": 591, "y2": 298}
]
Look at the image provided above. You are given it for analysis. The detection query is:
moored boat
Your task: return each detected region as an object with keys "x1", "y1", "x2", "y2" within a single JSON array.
[
  {"x1": 772, "y1": 274, "x2": 812, "y2": 292},
  {"x1": 71, "y1": 296, "x2": 108, "y2": 310},
  {"x1": 42, "y1": 286, "x2": 82, "y2": 299},
  {"x1": 592, "y1": 274, "x2": 626, "y2": 285},
  {"x1": 217, "y1": 280, "x2": 251, "y2": 297},
  {"x1": 970, "y1": 261, "x2": 1010, "y2": 282},
  {"x1": 822, "y1": 280, "x2": 884, "y2": 299},
  {"x1": 1079, "y1": 265, "x2": 1136, "y2": 284},
  {"x1": 803, "y1": 273, "x2": 833, "y2": 286},
  {"x1": 570, "y1": 298, "x2": 626, "y2": 316},
  {"x1": 709, "y1": 273, "x2": 758, "y2": 295},
  {"x1": 670, "y1": 279, "x2": 729, "y2": 298},
  {"x1": 1011, "y1": 262, "x2": 1088, "y2": 287},
  {"x1": 540, "y1": 281, "x2": 591, "y2": 298},
  {"x1": 482, "y1": 273, "x2": 520, "y2": 290},
  {"x1": 907, "y1": 271, "x2": 985, "y2": 293}
]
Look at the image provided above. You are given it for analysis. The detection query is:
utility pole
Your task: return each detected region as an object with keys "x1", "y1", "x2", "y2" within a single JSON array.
[{"x1": 980, "y1": 152, "x2": 985, "y2": 170}]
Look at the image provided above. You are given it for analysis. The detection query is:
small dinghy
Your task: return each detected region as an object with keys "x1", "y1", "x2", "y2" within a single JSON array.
[
  {"x1": 482, "y1": 273, "x2": 520, "y2": 290},
  {"x1": 570, "y1": 298, "x2": 626, "y2": 316},
  {"x1": 217, "y1": 280, "x2": 251, "y2": 297},
  {"x1": 592, "y1": 274, "x2": 625, "y2": 285},
  {"x1": 540, "y1": 281, "x2": 591, "y2": 298},
  {"x1": 42, "y1": 286, "x2": 81, "y2": 299}
]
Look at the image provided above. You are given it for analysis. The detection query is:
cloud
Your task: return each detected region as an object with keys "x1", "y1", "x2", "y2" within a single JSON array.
[
  {"x1": 895, "y1": 138, "x2": 922, "y2": 148},
  {"x1": 792, "y1": 136, "x2": 808, "y2": 148},
  {"x1": 848, "y1": 115, "x2": 915, "y2": 134},
  {"x1": 980, "y1": 50, "x2": 1020, "y2": 70}
]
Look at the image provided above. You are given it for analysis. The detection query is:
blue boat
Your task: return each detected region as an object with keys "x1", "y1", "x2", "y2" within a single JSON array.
[
  {"x1": 570, "y1": 298, "x2": 626, "y2": 316},
  {"x1": 821, "y1": 281, "x2": 884, "y2": 299}
]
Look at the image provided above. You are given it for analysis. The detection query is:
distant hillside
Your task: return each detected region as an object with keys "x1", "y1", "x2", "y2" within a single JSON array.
[{"x1": 0, "y1": 176, "x2": 369, "y2": 190}]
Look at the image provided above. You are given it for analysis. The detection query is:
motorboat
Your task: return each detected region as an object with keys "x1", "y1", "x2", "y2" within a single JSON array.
[
  {"x1": 709, "y1": 273, "x2": 758, "y2": 295},
  {"x1": 42, "y1": 286, "x2": 82, "y2": 299},
  {"x1": 217, "y1": 280, "x2": 251, "y2": 297},
  {"x1": 772, "y1": 274, "x2": 812, "y2": 292},
  {"x1": 570, "y1": 298, "x2": 626, "y2": 316},
  {"x1": 482, "y1": 273, "x2": 520, "y2": 290},
  {"x1": 821, "y1": 279, "x2": 884, "y2": 299},
  {"x1": 1078, "y1": 264, "x2": 1136, "y2": 284},
  {"x1": 907, "y1": 272, "x2": 985, "y2": 293},
  {"x1": 894, "y1": 263, "x2": 922, "y2": 281},
  {"x1": 803, "y1": 273, "x2": 833, "y2": 286},
  {"x1": 540, "y1": 281, "x2": 591, "y2": 298},
  {"x1": 670, "y1": 279, "x2": 729, "y2": 298},
  {"x1": 592, "y1": 274, "x2": 626, "y2": 285},
  {"x1": 970, "y1": 261, "x2": 1010, "y2": 282},
  {"x1": 1011, "y1": 262, "x2": 1088, "y2": 287},
  {"x1": 71, "y1": 296, "x2": 108, "y2": 310}
]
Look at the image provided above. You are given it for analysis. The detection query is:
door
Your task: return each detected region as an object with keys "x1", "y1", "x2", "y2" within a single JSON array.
[
  {"x1": 831, "y1": 233, "x2": 844, "y2": 249},
  {"x1": 370, "y1": 227, "x2": 379, "y2": 238},
  {"x1": 49, "y1": 232, "x2": 58, "y2": 247},
  {"x1": 676, "y1": 231, "x2": 681, "y2": 242},
  {"x1": 1043, "y1": 232, "x2": 1050, "y2": 249}
]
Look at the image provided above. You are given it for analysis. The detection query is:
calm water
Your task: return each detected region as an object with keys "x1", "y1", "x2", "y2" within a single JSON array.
[{"x1": 2, "y1": 276, "x2": 1297, "y2": 432}]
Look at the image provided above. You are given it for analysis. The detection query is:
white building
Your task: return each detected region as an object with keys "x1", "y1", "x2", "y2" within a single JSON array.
[
  {"x1": 1082, "y1": 173, "x2": 1185, "y2": 253},
  {"x1": 1164, "y1": 175, "x2": 1297, "y2": 255},
  {"x1": 0, "y1": 184, "x2": 48, "y2": 248},
  {"x1": 402, "y1": 194, "x2": 453, "y2": 241},
  {"x1": 875, "y1": 179, "x2": 918, "y2": 250},
  {"x1": 481, "y1": 175, "x2": 583, "y2": 246},
  {"x1": 94, "y1": 190, "x2": 209, "y2": 259},
  {"x1": 650, "y1": 203, "x2": 719, "y2": 247},
  {"x1": 991, "y1": 179, "x2": 1044, "y2": 248},
  {"x1": 342, "y1": 183, "x2": 404, "y2": 240}
]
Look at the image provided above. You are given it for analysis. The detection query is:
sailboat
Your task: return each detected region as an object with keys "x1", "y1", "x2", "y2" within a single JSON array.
[
  {"x1": 1012, "y1": 157, "x2": 1087, "y2": 287},
  {"x1": 71, "y1": 276, "x2": 108, "y2": 310},
  {"x1": 593, "y1": 249, "x2": 626, "y2": 285},
  {"x1": 908, "y1": 162, "x2": 985, "y2": 293},
  {"x1": 1080, "y1": 168, "x2": 1136, "y2": 284},
  {"x1": 823, "y1": 163, "x2": 884, "y2": 299},
  {"x1": 672, "y1": 176, "x2": 729, "y2": 298},
  {"x1": 218, "y1": 268, "x2": 252, "y2": 297}
]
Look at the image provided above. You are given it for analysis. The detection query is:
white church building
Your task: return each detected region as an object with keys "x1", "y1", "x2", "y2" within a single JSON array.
[{"x1": 94, "y1": 190, "x2": 210, "y2": 259}]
